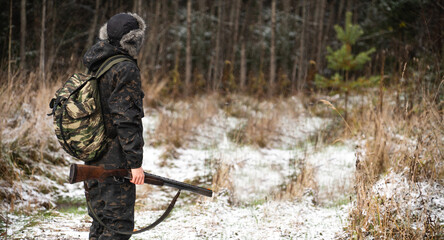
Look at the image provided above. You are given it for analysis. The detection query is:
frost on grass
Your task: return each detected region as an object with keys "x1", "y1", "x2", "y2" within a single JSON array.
[{"x1": 370, "y1": 171, "x2": 444, "y2": 233}]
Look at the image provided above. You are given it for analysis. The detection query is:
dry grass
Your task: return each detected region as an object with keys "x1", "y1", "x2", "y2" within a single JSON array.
[
  {"x1": 274, "y1": 159, "x2": 318, "y2": 203},
  {"x1": 211, "y1": 162, "x2": 234, "y2": 196},
  {"x1": 240, "y1": 114, "x2": 281, "y2": 148},
  {"x1": 0, "y1": 73, "x2": 69, "y2": 212},
  {"x1": 226, "y1": 96, "x2": 308, "y2": 148},
  {"x1": 149, "y1": 94, "x2": 220, "y2": 148},
  {"x1": 345, "y1": 87, "x2": 444, "y2": 239},
  {"x1": 141, "y1": 74, "x2": 169, "y2": 108},
  {"x1": 148, "y1": 93, "x2": 316, "y2": 149}
]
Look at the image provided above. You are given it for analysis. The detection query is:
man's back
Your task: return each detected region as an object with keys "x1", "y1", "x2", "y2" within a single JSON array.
[{"x1": 83, "y1": 41, "x2": 144, "y2": 170}]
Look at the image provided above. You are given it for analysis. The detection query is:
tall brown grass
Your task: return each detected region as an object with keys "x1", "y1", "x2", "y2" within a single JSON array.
[
  {"x1": 0, "y1": 73, "x2": 68, "y2": 212},
  {"x1": 211, "y1": 162, "x2": 235, "y2": 202},
  {"x1": 149, "y1": 94, "x2": 220, "y2": 148},
  {"x1": 274, "y1": 158, "x2": 318, "y2": 203},
  {"x1": 226, "y1": 95, "x2": 307, "y2": 148},
  {"x1": 345, "y1": 86, "x2": 443, "y2": 239}
]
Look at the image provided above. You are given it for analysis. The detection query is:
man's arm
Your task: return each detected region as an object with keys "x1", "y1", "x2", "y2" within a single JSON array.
[{"x1": 108, "y1": 61, "x2": 145, "y2": 170}]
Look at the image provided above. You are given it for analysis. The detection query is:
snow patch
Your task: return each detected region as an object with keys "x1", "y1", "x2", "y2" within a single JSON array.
[{"x1": 372, "y1": 171, "x2": 444, "y2": 228}]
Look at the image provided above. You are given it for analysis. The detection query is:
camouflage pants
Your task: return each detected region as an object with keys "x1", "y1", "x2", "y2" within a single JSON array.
[{"x1": 84, "y1": 178, "x2": 135, "y2": 240}]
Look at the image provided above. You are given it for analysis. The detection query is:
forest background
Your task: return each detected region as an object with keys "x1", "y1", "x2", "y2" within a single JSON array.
[
  {"x1": 1, "y1": 0, "x2": 442, "y2": 96},
  {"x1": 0, "y1": 0, "x2": 443, "y2": 239}
]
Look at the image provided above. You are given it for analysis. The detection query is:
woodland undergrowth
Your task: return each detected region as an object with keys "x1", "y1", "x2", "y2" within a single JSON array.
[{"x1": 342, "y1": 84, "x2": 443, "y2": 239}]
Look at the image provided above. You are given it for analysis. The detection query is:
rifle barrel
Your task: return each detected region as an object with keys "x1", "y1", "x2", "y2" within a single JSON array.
[{"x1": 144, "y1": 172, "x2": 213, "y2": 198}]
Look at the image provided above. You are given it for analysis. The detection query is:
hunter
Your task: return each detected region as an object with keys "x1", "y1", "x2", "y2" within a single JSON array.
[{"x1": 82, "y1": 12, "x2": 146, "y2": 240}]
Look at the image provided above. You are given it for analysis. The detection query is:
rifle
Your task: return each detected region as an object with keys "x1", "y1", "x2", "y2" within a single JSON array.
[
  {"x1": 69, "y1": 164, "x2": 213, "y2": 197},
  {"x1": 69, "y1": 164, "x2": 213, "y2": 235}
]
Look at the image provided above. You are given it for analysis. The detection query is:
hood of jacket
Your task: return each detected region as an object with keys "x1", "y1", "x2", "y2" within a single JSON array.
[
  {"x1": 83, "y1": 40, "x2": 133, "y2": 72},
  {"x1": 98, "y1": 12, "x2": 146, "y2": 58}
]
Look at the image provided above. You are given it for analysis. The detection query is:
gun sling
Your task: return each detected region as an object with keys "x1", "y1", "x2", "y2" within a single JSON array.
[{"x1": 84, "y1": 182, "x2": 181, "y2": 235}]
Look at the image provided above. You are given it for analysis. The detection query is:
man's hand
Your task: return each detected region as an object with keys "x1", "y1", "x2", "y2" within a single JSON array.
[{"x1": 130, "y1": 167, "x2": 145, "y2": 185}]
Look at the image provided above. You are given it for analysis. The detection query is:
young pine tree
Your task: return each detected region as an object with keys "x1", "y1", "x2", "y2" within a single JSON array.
[{"x1": 315, "y1": 11, "x2": 377, "y2": 119}]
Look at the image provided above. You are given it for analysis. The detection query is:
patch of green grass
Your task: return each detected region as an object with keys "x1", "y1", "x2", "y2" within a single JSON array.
[
  {"x1": 58, "y1": 205, "x2": 87, "y2": 215},
  {"x1": 327, "y1": 194, "x2": 354, "y2": 208},
  {"x1": 242, "y1": 198, "x2": 267, "y2": 207},
  {"x1": 55, "y1": 196, "x2": 86, "y2": 215}
]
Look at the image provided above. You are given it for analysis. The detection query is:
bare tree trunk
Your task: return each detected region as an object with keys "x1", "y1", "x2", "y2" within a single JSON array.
[
  {"x1": 8, "y1": 0, "x2": 13, "y2": 86},
  {"x1": 132, "y1": 0, "x2": 142, "y2": 14},
  {"x1": 321, "y1": 0, "x2": 336, "y2": 71},
  {"x1": 307, "y1": 1, "x2": 315, "y2": 65},
  {"x1": 40, "y1": 0, "x2": 47, "y2": 86},
  {"x1": 86, "y1": 0, "x2": 100, "y2": 49},
  {"x1": 281, "y1": 0, "x2": 292, "y2": 75},
  {"x1": 239, "y1": 0, "x2": 251, "y2": 91},
  {"x1": 230, "y1": 0, "x2": 241, "y2": 64},
  {"x1": 157, "y1": 0, "x2": 168, "y2": 77},
  {"x1": 297, "y1": 0, "x2": 307, "y2": 90},
  {"x1": 283, "y1": 0, "x2": 291, "y2": 12},
  {"x1": 198, "y1": 0, "x2": 206, "y2": 11},
  {"x1": 20, "y1": 0, "x2": 26, "y2": 72},
  {"x1": 212, "y1": 0, "x2": 223, "y2": 90},
  {"x1": 337, "y1": 0, "x2": 346, "y2": 25},
  {"x1": 291, "y1": 2, "x2": 300, "y2": 90},
  {"x1": 313, "y1": 0, "x2": 321, "y2": 41},
  {"x1": 258, "y1": 0, "x2": 264, "y2": 74},
  {"x1": 315, "y1": 0, "x2": 326, "y2": 69},
  {"x1": 46, "y1": 0, "x2": 57, "y2": 76},
  {"x1": 240, "y1": 40, "x2": 246, "y2": 90},
  {"x1": 133, "y1": 0, "x2": 145, "y2": 61},
  {"x1": 228, "y1": 0, "x2": 235, "y2": 60},
  {"x1": 206, "y1": 2, "x2": 216, "y2": 90},
  {"x1": 269, "y1": 0, "x2": 276, "y2": 96},
  {"x1": 145, "y1": 0, "x2": 161, "y2": 80},
  {"x1": 173, "y1": 0, "x2": 180, "y2": 70},
  {"x1": 347, "y1": 0, "x2": 353, "y2": 13},
  {"x1": 196, "y1": 1, "x2": 206, "y2": 74},
  {"x1": 151, "y1": 0, "x2": 161, "y2": 77},
  {"x1": 185, "y1": 0, "x2": 192, "y2": 96}
]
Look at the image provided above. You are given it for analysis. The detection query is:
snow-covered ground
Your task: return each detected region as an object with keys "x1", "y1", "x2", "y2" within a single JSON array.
[
  {"x1": 2, "y1": 95, "x2": 443, "y2": 239},
  {"x1": 2, "y1": 99, "x2": 360, "y2": 239},
  {"x1": 5, "y1": 199, "x2": 349, "y2": 240}
]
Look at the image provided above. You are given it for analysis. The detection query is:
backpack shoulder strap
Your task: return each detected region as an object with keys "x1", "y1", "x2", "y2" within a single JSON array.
[{"x1": 95, "y1": 55, "x2": 135, "y2": 79}]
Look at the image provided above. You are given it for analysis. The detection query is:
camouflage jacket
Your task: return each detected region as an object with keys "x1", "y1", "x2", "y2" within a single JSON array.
[{"x1": 83, "y1": 41, "x2": 144, "y2": 170}]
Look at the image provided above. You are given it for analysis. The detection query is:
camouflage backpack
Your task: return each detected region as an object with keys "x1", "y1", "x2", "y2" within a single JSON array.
[{"x1": 49, "y1": 55, "x2": 133, "y2": 161}]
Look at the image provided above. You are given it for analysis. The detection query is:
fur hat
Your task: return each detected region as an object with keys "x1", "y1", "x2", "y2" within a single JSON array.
[{"x1": 99, "y1": 13, "x2": 146, "y2": 58}]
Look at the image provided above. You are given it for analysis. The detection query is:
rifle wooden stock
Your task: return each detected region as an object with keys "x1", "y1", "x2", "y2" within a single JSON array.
[
  {"x1": 69, "y1": 164, "x2": 128, "y2": 183},
  {"x1": 69, "y1": 164, "x2": 213, "y2": 197}
]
